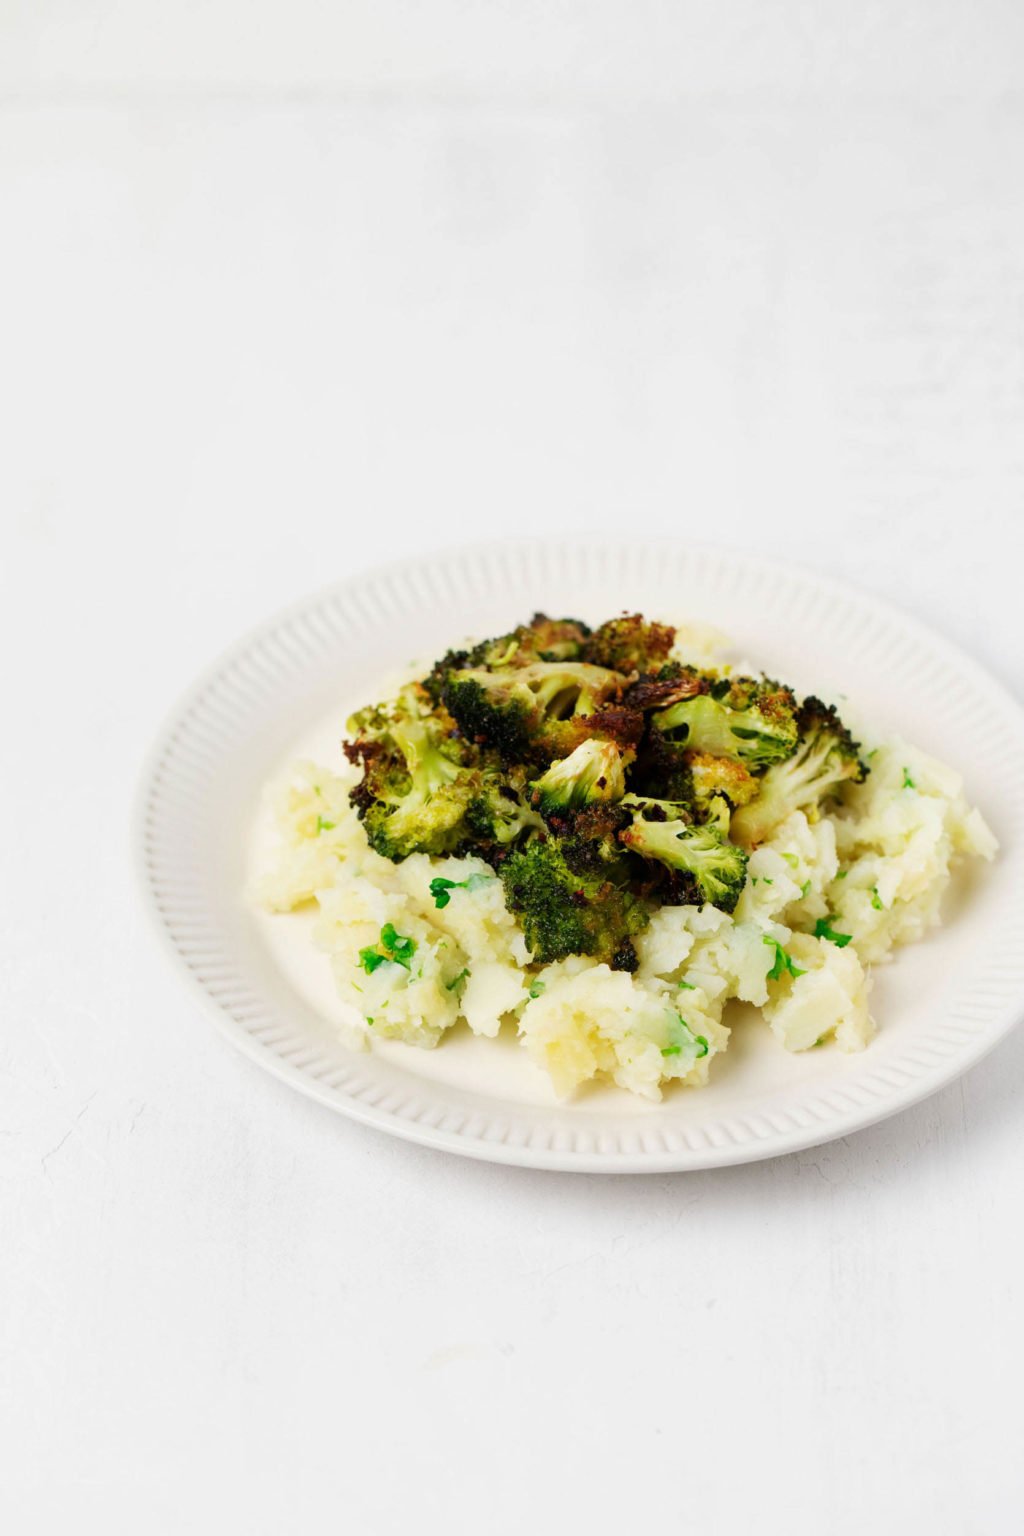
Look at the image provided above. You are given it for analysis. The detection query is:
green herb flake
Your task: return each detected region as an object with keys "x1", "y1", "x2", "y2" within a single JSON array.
[
  {"x1": 813, "y1": 917, "x2": 852, "y2": 948},
  {"x1": 380, "y1": 922, "x2": 416, "y2": 967},
  {"x1": 800, "y1": 880, "x2": 811, "y2": 899},
  {"x1": 664, "y1": 1013, "x2": 711, "y2": 1059},
  {"x1": 429, "y1": 872, "x2": 494, "y2": 909},
  {"x1": 763, "y1": 934, "x2": 806, "y2": 981},
  {"x1": 678, "y1": 979, "x2": 695, "y2": 991},
  {"x1": 871, "y1": 887, "x2": 884, "y2": 911},
  {"x1": 762, "y1": 877, "x2": 774, "y2": 886},
  {"x1": 835, "y1": 869, "x2": 848, "y2": 879},
  {"x1": 358, "y1": 946, "x2": 386, "y2": 975},
  {"x1": 528, "y1": 980, "x2": 546, "y2": 999},
  {"x1": 446, "y1": 968, "x2": 470, "y2": 993},
  {"x1": 902, "y1": 767, "x2": 916, "y2": 790},
  {"x1": 429, "y1": 877, "x2": 459, "y2": 909},
  {"x1": 782, "y1": 853, "x2": 799, "y2": 869},
  {"x1": 316, "y1": 815, "x2": 336, "y2": 834},
  {"x1": 360, "y1": 923, "x2": 418, "y2": 973}
]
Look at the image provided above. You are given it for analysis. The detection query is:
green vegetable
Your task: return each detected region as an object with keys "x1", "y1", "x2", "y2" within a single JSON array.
[
  {"x1": 731, "y1": 698, "x2": 869, "y2": 848},
  {"x1": 813, "y1": 917, "x2": 852, "y2": 948},
  {"x1": 619, "y1": 802, "x2": 748, "y2": 914},
  {"x1": 528, "y1": 980, "x2": 546, "y2": 999},
  {"x1": 529, "y1": 737, "x2": 629, "y2": 813},
  {"x1": 662, "y1": 1015, "x2": 709, "y2": 1058},
  {"x1": 316, "y1": 815, "x2": 336, "y2": 833},
  {"x1": 902, "y1": 767, "x2": 916, "y2": 790},
  {"x1": 500, "y1": 838, "x2": 648, "y2": 969},
  {"x1": 653, "y1": 679, "x2": 799, "y2": 769},
  {"x1": 800, "y1": 879, "x2": 811, "y2": 898},
  {"x1": 429, "y1": 872, "x2": 494, "y2": 908},
  {"x1": 446, "y1": 968, "x2": 470, "y2": 992},
  {"x1": 358, "y1": 922, "x2": 418, "y2": 973},
  {"x1": 763, "y1": 934, "x2": 805, "y2": 981},
  {"x1": 871, "y1": 887, "x2": 884, "y2": 911}
]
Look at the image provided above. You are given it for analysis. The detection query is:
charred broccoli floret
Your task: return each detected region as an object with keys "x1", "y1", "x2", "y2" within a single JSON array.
[
  {"x1": 583, "y1": 614, "x2": 676, "y2": 674},
  {"x1": 653, "y1": 675, "x2": 798, "y2": 769},
  {"x1": 619, "y1": 799, "x2": 749, "y2": 913},
  {"x1": 464, "y1": 769, "x2": 545, "y2": 852},
  {"x1": 424, "y1": 614, "x2": 590, "y2": 699},
  {"x1": 345, "y1": 686, "x2": 476, "y2": 860},
  {"x1": 730, "y1": 697, "x2": 869, "y2": 848},
  {"x1": 499, "y1": 837, "x2": 649, "y2": 969},
  {"x1": 529, "y1": 738, "x2": 630, "y2": 813},
  {"x1": 688, "y1": 751, "x2": 759, "y2": 817},
  {"x1": 442, "y1": 661, "x2": 633, "y2": 765}
]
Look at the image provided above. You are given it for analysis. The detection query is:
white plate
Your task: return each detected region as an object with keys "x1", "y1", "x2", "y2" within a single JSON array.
[{"x1": 133, "y1": 541, "x2": 1024, "y2": 1172}]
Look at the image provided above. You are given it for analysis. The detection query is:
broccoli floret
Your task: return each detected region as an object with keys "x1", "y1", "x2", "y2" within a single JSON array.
[
  {"x1": 442, "y1": 661, "x2": 632, "y2": 765},
  {"x1": 499, "y1": 837, "x2": 649, "y2": 968},
  {"x1": 529, "y1": 738, "x2": 630, "y2": 813},
  {"x1": 653, "y1": 676, "x2": 798, "y2": 768},
  {"x1": 619, "y1": 805, "x2": 749, "y2": 913},
  {"x1": 730, "y1": 697, "x2": 869, "y2": 848},
  {"x1": 464, "y1": 770, "x2": 545, "y2": 851},
  {"x1": 621, "y1": 664, "x2": 705, "y2": 715},
  {"x1": 583, "y1": 614, "x2": 676, "y2": 674},
  {"x1": 688, "y1": 751, "x2": 759, "y2": 812},
  {"x1": 424, "y1": 615, "x2": 590, "y2": 698},
  {"x1": 345, "y1": 685, "x2": 476, "y2": 860}
]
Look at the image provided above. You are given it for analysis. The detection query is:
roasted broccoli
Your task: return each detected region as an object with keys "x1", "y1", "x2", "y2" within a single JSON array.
[
  {"x1": 618, "y1": 799, "x2": 749, "y2": 913},
  {"x1": 582, "y1": 614, "x2": 676, "y2": 674},
  {"x1": 464, "y1": 768, "x2": 546, "y2": 851},
  {"x1": 529, "y1": 738, "x2": 630, "y2": 813},
  {"x1": 339, "y1": 617, "x2": 867, "y2": 967},
  {"x1": 345, "y1": 685, "x2": 476, "y2": 860},
  {"x1": 653, "y1": 675, "x2": 798, "y2": 769},
  {"x1": 499, "y1": 836, "x2": 649, "y2": 969},
  {"x1": 730, "y1": 697, "x2": 868, "y2": 847},
  {"x1": 442, "y1": 660, "x2": 636, "y2": 765},
  {"x1": 424, "y1": 613, "x2": 590, "y2": 699}
]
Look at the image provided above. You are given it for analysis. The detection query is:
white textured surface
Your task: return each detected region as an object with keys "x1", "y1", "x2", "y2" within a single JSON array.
[{"x1": 3, "y1": 4, "x2": 1024, "y2": 1531}]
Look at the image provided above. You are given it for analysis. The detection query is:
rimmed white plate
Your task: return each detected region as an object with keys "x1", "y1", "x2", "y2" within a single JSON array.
[{"x1": 133, "y1": 541, "x2": 1024, "y2": 1172}]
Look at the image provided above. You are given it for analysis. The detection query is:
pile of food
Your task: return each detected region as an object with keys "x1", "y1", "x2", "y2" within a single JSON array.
[{"x1": 257, "y1": 613, "x2": 996, "y2": 1100}]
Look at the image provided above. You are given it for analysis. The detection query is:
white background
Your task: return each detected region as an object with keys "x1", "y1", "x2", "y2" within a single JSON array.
[{"x1": 3, "y1": 4, "x2": 1024, "y2": 1532}]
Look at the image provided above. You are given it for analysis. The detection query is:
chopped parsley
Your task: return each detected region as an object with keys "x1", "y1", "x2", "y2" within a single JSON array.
[
  {"x1": 902, "y1": 767, "x2": 916, "y2": 790},
  {"x1": 662, "y1": 1014, "x2": 709, "y2": 1059},
  {"x1": 316, "y1": 815, "x2": 336, "y2": 833},
  {"x1": 871, "y1": 887, "x2": 885, "y2": 911},
  {"x1": 835, "y1": 869, "x2": 848, "y2": 879},
  {"x1": 813, "y1": 917, "x2": 852, "y2": 948},
  {"x1": 800, "y1": 879, "x2": 811, "y2": 899},
  {"x1": 446, "y1": 968, "x2": 470, "y2": 993},
  {"x1": 782, "y1": 853, "x2": 799, "y2": 869},
  {"x1": 763, "y1": 934, "x2": 805, "y2": 981},
  {"x1": 429, "y1": 872, "x2": 494, "y2": 909},
  {"x1": 358, "y1": 922, "x2": 418, "y2": 973},
  {"x1": 678, "y1": 979, "x2": 695, "y2": 991},
  {"x1": 527, "y1": 980, "x2": 546, "y2": 999}
]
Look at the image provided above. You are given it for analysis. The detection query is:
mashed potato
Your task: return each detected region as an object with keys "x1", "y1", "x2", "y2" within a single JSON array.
[{"x1": 255, "y1": 724, "x2": 996, "y2": 1101}]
